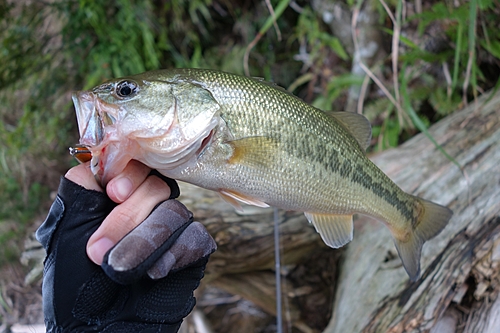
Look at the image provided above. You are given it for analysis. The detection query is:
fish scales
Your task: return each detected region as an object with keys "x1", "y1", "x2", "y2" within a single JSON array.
[
  {"x1": 72, "y1": 68, "x2": 453, "y2": 280},
  {"x1": 164, "y1": 69, "x2": 413, "y2": 220}
]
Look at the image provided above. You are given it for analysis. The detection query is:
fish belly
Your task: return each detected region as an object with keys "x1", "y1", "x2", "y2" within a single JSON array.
[{"x1": 164, "y1": 142, "x2": 397, "y2": 220}]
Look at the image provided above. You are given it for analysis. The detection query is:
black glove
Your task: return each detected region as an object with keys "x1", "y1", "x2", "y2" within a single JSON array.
[{"x1": 36, "y1": 175, "x2": 216, "y2": 333}]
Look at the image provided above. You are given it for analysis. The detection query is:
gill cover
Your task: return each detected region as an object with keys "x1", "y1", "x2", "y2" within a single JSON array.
[{"x1": 137, "y1": 81, "x2": 221, "y2": 169}]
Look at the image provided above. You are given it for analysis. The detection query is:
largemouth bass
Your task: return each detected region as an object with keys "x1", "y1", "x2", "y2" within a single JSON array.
[{"x1": 73, "y1": 68, "x2": 452, "y2": 280}]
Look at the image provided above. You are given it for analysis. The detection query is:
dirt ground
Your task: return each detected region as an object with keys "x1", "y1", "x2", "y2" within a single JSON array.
[{"x1": 0, "y1": 263, "x2": 44, "y2": 332}]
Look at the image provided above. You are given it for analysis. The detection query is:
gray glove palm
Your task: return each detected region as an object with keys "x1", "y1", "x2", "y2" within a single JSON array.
[{"x1": 103, "y1": 199, "x2": 216, "y2": 284}]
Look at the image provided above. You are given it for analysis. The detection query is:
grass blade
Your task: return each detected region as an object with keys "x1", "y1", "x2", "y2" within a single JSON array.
[{"x1": 244, "y1": 0, "x2": 291, "y2": 76}]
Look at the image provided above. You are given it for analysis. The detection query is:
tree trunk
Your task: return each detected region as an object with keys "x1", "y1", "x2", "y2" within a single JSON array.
[{"x1": 179, "y1": 91, "x2": 500, "y2": 333}]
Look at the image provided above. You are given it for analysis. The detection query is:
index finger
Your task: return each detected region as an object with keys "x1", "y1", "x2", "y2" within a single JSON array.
[{"x1": 65, "y1": 162, "x2": 103, "y2": 192}]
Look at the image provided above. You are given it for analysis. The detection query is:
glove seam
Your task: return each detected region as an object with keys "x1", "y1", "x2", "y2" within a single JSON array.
[{"x1": 41, "y1": 196, "x2": 65, "y2": 258}]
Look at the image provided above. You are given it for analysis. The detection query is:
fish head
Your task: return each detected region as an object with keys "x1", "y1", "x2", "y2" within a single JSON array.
[{"x1": 72, "y1": 72, "x2": 221, "y2": 185}]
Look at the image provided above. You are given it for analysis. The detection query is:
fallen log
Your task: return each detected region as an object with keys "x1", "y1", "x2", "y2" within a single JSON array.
[{"x1": 325, "y1": 92, "x2": 500, "y2": 333}]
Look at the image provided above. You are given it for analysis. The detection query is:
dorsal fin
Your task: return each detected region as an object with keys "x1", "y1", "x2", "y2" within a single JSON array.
[
  {"x1": 327, "y1": 111, "x2": 372, "y2": 151},
  {"x1": 251, "y1": 77, "x2": 291, "y2": 94}
]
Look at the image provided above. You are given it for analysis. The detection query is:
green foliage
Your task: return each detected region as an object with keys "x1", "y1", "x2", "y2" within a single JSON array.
[
  {"x1": 294, "y1": 7, "x2": 348, "y2": 64},
  {"x1": 0, "y1": 177, "x2": 47, "y2": 265},
  {"x1": 59, "y1": 0, "x2": 166, "y2": 86},
  {"x1": 408, "y1": 0, "x2": 498, "y2": 100},
  {"x1": 311, "y1": 74, "x2": 364, "y2": 111},
  {"x1": 365, "y1": 0, "x2": 500, "y2": 152},
  {"x1": 0, "y1": 0, "x2": 179, "y2": 262}
]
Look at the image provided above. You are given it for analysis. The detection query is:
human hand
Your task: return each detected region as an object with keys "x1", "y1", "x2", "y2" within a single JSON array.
[
  {"x1": 37, "y1": 161, "x2": 216, "y2": 332},
  {"x1": 65, "y1": 160, "x2": 176, "y2": 265}
]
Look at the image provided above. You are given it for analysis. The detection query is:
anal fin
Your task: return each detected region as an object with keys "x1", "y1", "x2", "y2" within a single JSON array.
[
  {"x1": 219, "y1": 189, "x2": 270, "y2": 210},
  {"x1": 305, "y1": 212, "x2": 354, "y2": 248}
]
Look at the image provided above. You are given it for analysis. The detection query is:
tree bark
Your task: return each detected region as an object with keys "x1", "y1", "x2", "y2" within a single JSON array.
[
  {"x1": 179, "y1": 91, "x2": 500, "y2": 332},
  {"x1": 324, "y1": 92, "x2": 500, "y2": 333}
]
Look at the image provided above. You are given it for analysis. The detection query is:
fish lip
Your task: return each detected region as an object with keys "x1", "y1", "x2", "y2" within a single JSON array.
[{"x1": 73, "y1": 91, "x2": 105, "y2": 148}]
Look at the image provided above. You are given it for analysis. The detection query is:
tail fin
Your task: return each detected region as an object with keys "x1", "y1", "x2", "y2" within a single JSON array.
[{"x1": 393, "y1": 197, "x2": 453, "y2": 281}]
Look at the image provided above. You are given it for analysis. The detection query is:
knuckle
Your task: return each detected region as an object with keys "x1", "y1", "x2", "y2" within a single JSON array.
[{"x1": 112, "y1": 205, "x2": 140, "y2": 231}]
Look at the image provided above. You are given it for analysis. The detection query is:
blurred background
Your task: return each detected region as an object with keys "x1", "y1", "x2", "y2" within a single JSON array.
[{"x1": 1, "y1": 0, "x2": 499, "y2": 331}]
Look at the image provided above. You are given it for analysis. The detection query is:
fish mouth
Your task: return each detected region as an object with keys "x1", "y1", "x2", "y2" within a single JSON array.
[
  {"x1": 72, "y1": 91, "x2": 121, "y2": 185},
  {"x1": 72, "y1": 91, "x2": 117, "y2": 148},
  {"x1": 73, "y1": 91, "x2": 105, "y2": 148}
]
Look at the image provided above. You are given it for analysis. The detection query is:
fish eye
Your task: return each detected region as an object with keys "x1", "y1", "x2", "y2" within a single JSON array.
[{"x1": 116, "y1": 80, "x2": 138, "y2": 98}]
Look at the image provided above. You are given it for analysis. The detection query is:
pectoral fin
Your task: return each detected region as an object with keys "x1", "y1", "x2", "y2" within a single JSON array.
[
  {"x1": 219, "y1": 189, "x2": 270, "y2": 210},
  {"x1": 227, "y1": 136, "x2": 279, "y2": 167},
  {"x1": 305, "y1": 213, "x2": 354, "y2": 248}
]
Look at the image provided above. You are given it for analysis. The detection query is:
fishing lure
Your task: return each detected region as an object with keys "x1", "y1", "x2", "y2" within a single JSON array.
[{"x1": 69, "y1": 145, "x2": 92, "y2": 164}]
